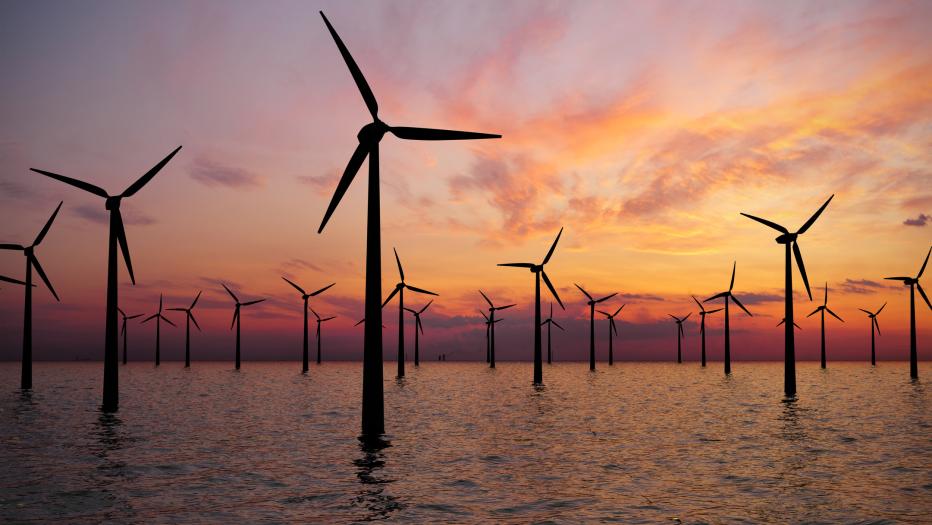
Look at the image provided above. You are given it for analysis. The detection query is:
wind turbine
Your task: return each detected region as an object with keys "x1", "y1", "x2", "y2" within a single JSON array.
[
  {"x1": 575, "y1": 284, "x2": 617, "y2": 371},
  {"x1": 382, "y1": 249, "x2": 438, "y2": 378},
  {"x1": 478, "y1": 290, "x2": 515, "y2": 369},
  {"x1": 1, "y1": 201, "x2": 62, "y2": 389},
  {"x1": 741, "y1": 194, "x2": 833, "y2": 397},
  {"x1": 316, "y1": 11, "x2": 500, "y2": 436},
  {"x1": 479, "y1": 310, "x2": 504, "y2": 364},
  {"x1": 692, "y1": 295, "x2": 722, "y2": 368},
  {"x1": 858, "y1": 303, "x2": 885, "y2": 366},
  {"x1": 403, "y1": 300, "x2": 433, "y2": 367},
  {"x1": 117, "y1": 308, "x2": 143, "y2": 365},
  {"x1": 597, "y1": 305, "x2": 625, "y2": 365},
  {"x1": 31, "y1": 146, "x2": 182, "y2": 410},
  {"x1": 669, "y1": 314, "x2": 691, "y2": 363},
  {"x1": 282, "y1": 277, "x2": 335, "y2": 371},
  {"x1": 142, "y1": 294, "x2": 175, "y2": 366},
  {"x1": 704, "y1": 262, "x2": 753, "y2": 375},
  {"x1": 885, "y1": 246, "x2": 931, "y2": 379},
  {"x1": 499, "y1": 227, "x2": 565, "y2": 384},
  {"x1": 807, "y1": 283, "x2": 843, "y2": 369},
  {"x1": 310, "y1": 309, "x2": 336, "y2": 364},
  {"x1": 222, "y1": 283, "x2": 266, "y2": 370},
  {"x1": 167, "y1": 291, "x2": 202, "y2": 368},
  {"x1": 540, "y1": 303, "x2": 563, "y2": 364}
]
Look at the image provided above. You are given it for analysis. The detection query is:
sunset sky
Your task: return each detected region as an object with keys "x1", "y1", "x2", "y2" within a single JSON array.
[{"x1": 0, "y1": 0, "x2": 929, "y2": 363}]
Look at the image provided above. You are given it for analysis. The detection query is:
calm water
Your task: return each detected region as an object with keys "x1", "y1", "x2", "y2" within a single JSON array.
[{"x1": 0, "y1": 361, "x2": 929, "y2": 524}]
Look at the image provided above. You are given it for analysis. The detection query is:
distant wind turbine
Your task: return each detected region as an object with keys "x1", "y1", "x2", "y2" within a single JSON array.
[
  {"x1": 704, "y1": 262, "x2": 753, "y2": 375},
  {"x1": 117, "y1": 308, "x2": 143, "y2": 365},
  {"x1": 383, "y1": 249, "x2": 438, "y2": 378},
  {"x1": 478, "y1": 290, "x2": 515, "y2": 368},
  {"x1": 479, "y1": 310, "x2": 504, "y2": 364},
  {"x1": 282, "y1": 278, "x2": 335, "y2": 371},
  {"x1": 692, "y1": 295, "x2": 722, "y2": 368},
  {"x1": 32, "y1": 145, "x2": 182, "y2": 410},
  {"x1": 885, "y1": 246, "x2": 931, "y2": 379},
  {"x1": 858, "y1": 303, "x2": 885, "y2": 366},
  {"x1": 669, "y1": 314, "x2": 691, "y2": 363},
  {"x1": 1, "y1": 201, "x2": 62, "y2": 389},
  {"x1": 403, "y1": 300, "x2": 433, "y2": 367},
  {"x1": 310, "y1": 309, "x2": 336, "y2": 364},
  {"x1": 807, "y1": 283, "x2": 843, "y2": 369},
  {"x1": 540, "y1": 303, "x2": 563, "y2": 364},
  {"x1": 167, "y1": 291, "x2": 202, "y2": 368},
  {"x1": 316, "y1": 11, "x2": 500, "y2": 436},
  {"x1": 576, "y1": 284, "x2": 617, "y2": 371},
  {"x1": 742, "y1": 194, "x2": 833, "y2": 397},
  {"x1": 222, "y1": 283, "x2": 265, "y2": 370},
  {"x1": 597, "y1": 305, "x2": 625, "y2": 365},
  {"x1": 142, "y1": 294, "x2": 175, "y2": 366}
]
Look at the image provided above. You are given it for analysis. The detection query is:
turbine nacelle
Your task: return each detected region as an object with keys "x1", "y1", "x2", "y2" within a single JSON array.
[
  {"x1": 104, "y1": 196, "x2": 122, "y2": 210},
  {"x1": 358, "y1": 120, "x2": 389, "y2": 144},
  {"x1": 775, "y1": 232, "x2": 798, "y2": 244}
]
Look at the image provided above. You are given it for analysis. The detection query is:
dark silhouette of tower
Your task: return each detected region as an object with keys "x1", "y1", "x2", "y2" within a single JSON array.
[
  {"x1": 382, "y1": 249, "x2": 437, "y2": 378},
  {"x1": 282, "y1": 278, "x2": 335, "y2": 371},
  {"x1": 704, "y1": 262, "x2": 753, "y2": 375},
  {"x1": 117, "y1": 308, "x2": 143, "y2": 365},
  {"x1": 669, "y1": 314, "x2": 691, "y2": 363},
  {"x1": 806, "y1": 283, "x2": 843, "y2": 369},
  {"x1": 142, "y1": 294, "x2": 175, "y2": 366},
  {"x1": 311, "y1": 309, "x2": 336, "y2": 364},
  {"x1": 692, "y1": 295, "x2": 722, "y2": 368},
  {"x1": 597, "y1": 305, "x2": 624, "y2": 365},
  {"x1": 575, "y1": 284, "x2": 617, "y2": 371},
  {"x1": 858, "y1": 303, "x2": 885, "y2": 366},
  {"x1": 885, "y1": 246, "x2": 931, "y2": 378},
  {"x1": 479, "y1": 310, "x2": 504, "y2": 364},
  {"x1": 540, "y1": 302, "x2": 563, "y2": 364},
  {"x1": 222, "y1": 283, "x2": 265, "y2": 370},
  {"x1": 478, "y1": 290, "x2": 515, "y2": 369},
  {"x1": 167, "y1": 291, "x2": 202, "y2": 368},
  {"x1": 404, "y1": 300, "x2": 433, "y2": 367}
]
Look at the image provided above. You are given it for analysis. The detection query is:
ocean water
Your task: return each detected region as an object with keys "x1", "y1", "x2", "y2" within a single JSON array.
[{"x1": 0, "y1": 361, "x2": 929, "y2": 524}]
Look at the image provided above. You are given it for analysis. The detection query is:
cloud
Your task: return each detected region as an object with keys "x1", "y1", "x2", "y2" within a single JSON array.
[
  {"x1": 280, "y1": 258, "x2": 324, "y2": 275},
  {"x1": 838, "y1": 278, "x2": 896, "y2": 295},
  {"x1": 73, "y1": 204, "x2": 156, "y2": 226},
  {"x1": 903, "y1": 213, "x2": 929, "y2": 227},
  {"x1": 189, "y1": 158, "x2": 262, "y2": 189},
  {"x1": 731, "y1": 292, "x2": 784, "y2": 305},
  {"x1": 297, "y1": 169, "x2": 339, "y2": 197}
]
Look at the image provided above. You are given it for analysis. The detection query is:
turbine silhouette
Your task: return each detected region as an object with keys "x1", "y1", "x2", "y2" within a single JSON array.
[
  {"x1": 704, "y1": 262, "x2": 752, "y2": 375},
  {"x1": 478, "y1": 290, "x2": 515, "y2": 369},
  {"x1": 742, "y1": 194, "x2": 833, "y2": 397},
  {"x1": 316, "y1": 11, "x2": 500, "y2": 436},
  {"x1": 1, "y1": 201, "x2": 62, "y2": 389},
  {"x1": 885, "y1": 246, "x2": 931, "y2": 378},
  {"x1": 597, "y1": 305, "x2": 625, "y2": 366},
  {"x1": 479, "y1": 310, "x2": 504, "y2": 364},
  {"x1": 692, "y1": 295, "x2": 722, "y2": 368},
  {"x1": 117, "y1": 308, "x2": 143, "y2": 365},
  {"x1": 382, "y1": 249, "x2": 437, "y2": 378},
  {"x1": 403, "y1": 300, "x2": 433, "y2": 367},
  {"x1": 669, "y1": 313, "x2": 691, "y2": 363},
  {"x1": 282, "y1": 278, "x2": 335, "y2": 371},
  {"x1": 310, "y1": 308, "x2": 336, "y2": 364},
  {"x1": 222, "y1": 283, "x2": 265, "y2": 370},
  {"x1": 499, "y1": 227, "x2": 565, "y2": 384},
  {"x1": 806, "y1": 283, "x2": 843, "y2": 369},
  {"x1": 0, "y1": 275, "x2": 29, "y2": 288},
  {"x1": 166, "y1": 291, "x2": 202, "y2": 368},
  {"x1": 540, "y1": 303, "x2": 564, "y2": 364},
  {"x1": 858, "y1": 302, "x2": 885, "y2": 366},
  {"x1": 31, "y1": 146, "x2": 182, "y2": 411},
  {"x1": 777, "y1": 318, "x2": 802, "y2": 330},
  {"x1": 575, "y1": 284, "x2": 617, "y2": 371},
  {"x1": 142, "y1": 294, "x2": 175, "y2": 367}
]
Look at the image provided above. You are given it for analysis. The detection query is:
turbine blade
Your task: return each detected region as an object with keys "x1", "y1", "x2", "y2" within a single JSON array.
[
  {"x1": 858, "y1": 308, "x2": 872, "y2": 315},
  {"x1": 403, "y1": 307, "x2": 416, "y2": 314},
  {"x1": 114, "y1": 208, "x2": 135, "y2": 285},
  {"x1": 166, "y1": 307, "x2": 186, "y2": 311},
  {"x1": 242, "y1": 299, "x2": 265, "y2": 306},
  {"x1": 683, "y1": 312, "x2": 691, "y2": 321},
  {"x1": 121, "y1": 320, "x2": 127, "y2": 335},
  {"x1": 30, "y1": 168, "x2": 108, "y2": 198},
  {"x1": 807, "y1": 307, "x2": 821, "y2": 318},
  {"x1": 189, "y1": 312, "x2": 201, "y2": 331},
  {"x1": 0, "y1": 244, "x2": 25, "y2": 251},
  {"x1": 496, "y1": 304, "x2": 516, "y2": 311},
  {"x1": 740, "y1": 212, "x2": 788, "y2": 234},
  {"x1": 796, "y1": 194, "x2": 834, "y2": 235},
  {"x1": 406, "y1": 284, "x2": 438, "y2": 296},
  {"x1": 704, "y1": 292, "x2": 728, "y2": 302},
  {"x1": 117, "y1": 306, "x2": 125, "y2": 317},
  {"x1": 498, "y1": 263, "x2": 535, "y2": 268},
  {"x1": 160, "y1": 315, "x2": 176, "y2": 327},
  {"x1": 595, "y1": 293, "x2": 617, "y2": 303},
  {"x1": 282, "y1": 276, "x2": 306, "y2": 295},
  {"x1": 478, "y1": 310, "x2": 489, "y2": 322},
  {"x1": 729, "y1": 261, "x2": 736, "y2": 292},
  {"x1": 917, "y1": 283, "x2": 932, "y2": 311},
  {"x1": 776, "y1": 319, "x2": 785, "y2": 327},
  {"x1": 393, "y1": 247, "x2": 405, "y2": 282},
  {"x1": 823, "y1": 282, "x2": 828, "y2": 306},
  {"x1": 419, "y1": 299, "x2": 433, "y2": 313},
  {"x1": 30, "y1": 255, "x2": 59, "y2": 301},
  {"x1": 417, "y1": 317, "x2": 424, "y2": 334},
  {"x1": 310, "y1": 282, "x2": 336, "y2": 296},
  {"x1": 121, "y1": 146, "x2": 183, "y2": 197},
  {"x1": 191, "y1": 291, "x2": 202, "y2": 309},
  {"x1": 382, "y1": 287, "x2": 399, "y2": 307},
  {"x1": 873, "y1": 317, "x2": 881, "y2": 335},
  {"x1": 597, "y1": 310, "x2": 610, "y2": 317},
  {"x1": 706, "y1": 308, "x2": 723, "y2": 314},
  {"x1": 918, "y1": 246, "x2": 931, "y2": 279},
  {"x1": 322, "y1": 316, "x2": 336, "y2": 322},
  {"x1": 319, "y1": 11, "x2": 379, "y2": 118},
  {"x1": 542, "y1": 271, "x2": 564, "y2": 309},
  {"x1": 389, "y1": 126, "x2": 500, "y2": 141},
  {"x1": 159, "y1": 294, "x2": 163, "y2": 312},
  {"x1": 884, "y1": 277, "x2": 909, "y2": 281},
  {"x1": 221, "y1": 283, "x2": 239, "y2": 302},
  {"x1": 478, "y1": 290, "x2": 493, "y2": 307},
  {"x1": 142, "y1": 314, "x2": 158, "y2": 323},
  {"x1": 574, "y1": 283, "x2": 593, "y2": 301},
  {"x1": 614, "y1": 305, "x2": 624, "y2": 317},
  {"x1": 611, "y1": 318, "x2": 618, "y2": 336},
  {"x1": 355, "y1": 318, "x2": 365, "y2": 326},
  {"x1": 231, "y1": 307, "x2": 239, "y2": 330},
  {"x1": 669, "y1": 314, "x2": 679, "y2": 321},
  {"x1": 552, "y1": 320, "x2": 564, "y2": 331},
  {"x1": 692, "y1": 295, "x2": 703, "y2": 310},
  {"x1": 793, "y1": 322, "x2": 801, "y2": 330},
  {"x1": 731, "y1": 295, "x2": 752, "y2": 317},
  {"x1": 826, "y1": 308, "x2": 844, "y2": 322},
  {"x1": 34, "y1": 201, "x2": 63, "y2": 246},
  {"x1": 126, "y1": 314, "x2": 144, "y2": 320},
  {"x1": 793, "y1": 241, "x2": 812, "y2": 300},
  {"x1": 318, "y1": 143, "x2": 369, "y2": 233},
  {"x1": 311, "y1": 307, "x2": 321, "y2": 320},
  {"x1": 875, "y1": 302, "x2": 886, "y2": 315},
  {"x1": 542, "y1": 227, "x2": 563, "y2": 265}
]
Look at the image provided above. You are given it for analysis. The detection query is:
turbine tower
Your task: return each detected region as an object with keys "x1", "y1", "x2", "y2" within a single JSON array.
[
  {"x1": 575, "y1": 284, "x2": 617, "y2": 371},
  {"x1": 478, "y1": 291, "x2": 515, "y2": 369},
  {"x1": 222, "y1": 283, "x2": 265, "y2": 370},
  {"x1": 669, "y1": 314, "x2": 691, "y2": 363},
  {"x1": 704, "y1": 262, "x2": 753, "y2": 375},
  {"x1": 885, "y1": 246, "x2": 931, "y2": 378},
  {"x1": 692, "y1": 295, "x2": 722, "y2": 368},
  {"x1": 311, "y1": 309, "x2": 336, "y2": 364},
  {"x1": 282, "y1": 278, "x2": 335, "y2": 371},
  {"x1": 806, "y1": 283, "x2": 843, "y2": 369},
  {"x1": 858, "y1": 303, "x2": 885, "y2": 366},
  {"x1": 167, "y1": 291, "x2": 202, "y2": 368},
  {"x1": 403, "y1": 300, "x2": 433, "y2": 367},
  {"x1": 597, "y1": 305, "x2": 625, "y2": 366},
  {"x1": 142, "y1": 294, "x2": 175, "y2": 366},
  {"x1": 382, "y1": 249, "x2": 437, "y2": 378},
  {"x1": 117, "y1": 308, "x2": 143, "y2": 365},
  {"x1": 540, "y1": 303, "x2": 563, "y2": 364}
]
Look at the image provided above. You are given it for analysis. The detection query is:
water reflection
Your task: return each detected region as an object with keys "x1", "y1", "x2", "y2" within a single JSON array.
[{"x1": 353, "y1": 435, "x2": 402, "y2": 520}]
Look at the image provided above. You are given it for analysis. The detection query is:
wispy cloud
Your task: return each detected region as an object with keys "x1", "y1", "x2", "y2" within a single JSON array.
[
  {"x1": 903, "y1": 213, "x2": 929, "y2": 227},
  {"x1": 838, "y1": 278, "x2": 896, "y2": 295},
  {"x1": 189, "y1": 158, "x2": 262, "y2": 189},
  {"x1": 73, "y1": 204, "x2": 156, "y2": 226}
]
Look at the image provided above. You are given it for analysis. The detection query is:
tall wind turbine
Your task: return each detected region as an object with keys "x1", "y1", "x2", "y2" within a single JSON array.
[
  {"x1": 117, "y1": 308, "x2": 143, "y2": 365},
  {"x1": 692, "y1": 295, "x2": 722, "y2": 368},
  {"x1": 669, "y1": 314, "x2": 691, "y2": 363},
  {"x1": 499, "y1": 228, "x2": 565, "y2": 383},
  {"x1": 1, "y1": 201, "x2": 62, "y2": 389},
  {"x1": 167, "y1": 291, "x2": 202, "y2": 368},
  {"x1": 741, "y1": 194, "x2": 833, "y2": 397},
  {"x1": 478, "y1": 290, "x2": 515, "y2": 368},
  {"x1": 575, "y1": 284, "x2": 617, "y2": 371},
  {"x1": 222, "y1": 283, "x2": 265, "y2": 370},
  {"x1": 858, "y1": 303, "x2": 885, "y2": 366},
  {"x1": 383, "y1": 249, "x2": 438, "y2": 378},
  {"x1": 541, "y1": 303, "x2": 563, "y2": 364},
  {"x1": 885, "y1": 246, "x2": 931, "y2": 379},
  {"x1": 403, "y1": 300, "x2": 433, "y2": 367},
  {"x1": 704, "y1": 262, "x2": 753, "y2": 375},
  {"x1": 316, "y1": 11, "x2": 500, "y2": 436},
  {"x1": 310, "y1": 309, "x2": 336, "y2": 364},
  {"x1": 807, "y1": 283, "x2": 843, "y2": 369},
  {"x1": 31, "y1": 146, "x2": 182, "y2": 410},
  {"x1": 142, "y1": 294, "x2": 175, "y2": 366},
  {"x1": 597, "y1": 305, "x2": 625, "y2": 365},
  {"x1": 282, "y1": 278, "x2": 335, "y2": 371}
]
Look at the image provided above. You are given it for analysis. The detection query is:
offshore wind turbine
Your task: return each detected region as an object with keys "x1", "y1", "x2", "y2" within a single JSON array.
[
  {"x1": 479, "y1": 310, "x2": 504, "y2": 364},
  {"x1": 142, "y1": 294, "x2": 175, "y2": 367},
  {"x1": 692, "y1": 295, "x2": 722, "y2": 368},
  {"x1": 310, "y1": 309, "x2": 336, "y2": 364},
  {"x1": 669, "y1": 314, "x2": 691, "y2": 363},
  {"x1": 316, "y1": 11, "x2": 500, "y2": 436},
  {"x1": 31, "y1": 146, "x2": 182, "y2": 411},
  {"x1": 597, "y1": 305, "x2": 625, "y2": 365},
  {"x1": 117, "y1": 308, "x2": 143, "y2": 365},
  {"x1": 742, "y1": 194, "x2": 833, "y2": 397},
  {"x1": 383, "y1": 249, "x2": 438, "y2": 378},
  {"x1": 478, "y1": 291, "x2": 515, "y2": 368},
  {"x1": 282, "y1": 278, "x2": 335, "y2": 371},
  {"x1": 885, "y1": 246, "x2": 931, "y2": 379},
  {"x1": 167, "y1": 291, "x2": 202, "y2": 368},
  {"x1": 806, "y1": 283, "x2": 844, "y2": 369},
  {"x1": 499, "y1": 228, "x2": 565, "y2": 384},
  {"x1": 222, "y1": 283, "x2": 266, "y2": 370},
  {"x1": 858, "y1": 303, "x2": 885, "y2": 366},
  {"x1": 575, "y1": 284, "x2": 617, "y2": 371},
  {"x1": 1, "y1": 201, "x2": 62, "y2": 389},
  {"x1": 704, "y1": 262, "x2": 753, "y2": 375},
  {"x1": 403, "y1": 300, "x2": 433, "y2": 367},
  {"x1": 541, "y1": 303, "x2": 563, "y2": 364}
]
